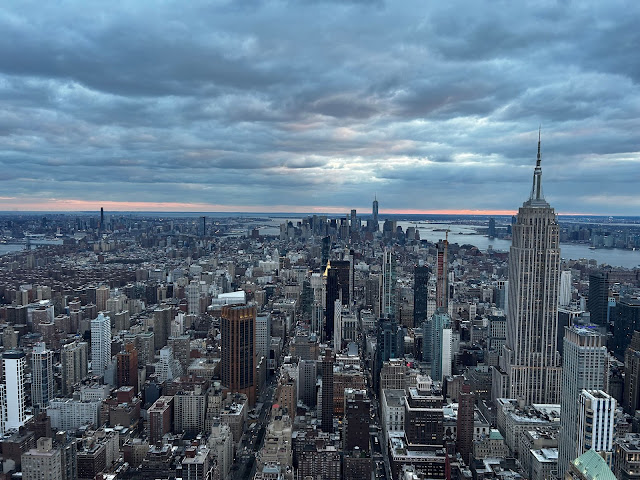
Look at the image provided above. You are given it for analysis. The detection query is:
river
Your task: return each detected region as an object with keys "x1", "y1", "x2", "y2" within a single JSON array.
[{"x1": 398, "y1": 222, "x2": 640, "y2": 269}]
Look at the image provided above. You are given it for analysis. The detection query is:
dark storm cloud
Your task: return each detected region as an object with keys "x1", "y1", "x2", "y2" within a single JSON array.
[{"x1": 1, "y1": 0, "x2": 639, "y2": 213}]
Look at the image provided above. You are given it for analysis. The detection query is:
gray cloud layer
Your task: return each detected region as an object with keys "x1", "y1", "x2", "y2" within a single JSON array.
[{"x1": 1, "y1": 0, "x2": 639, "y2": 213}]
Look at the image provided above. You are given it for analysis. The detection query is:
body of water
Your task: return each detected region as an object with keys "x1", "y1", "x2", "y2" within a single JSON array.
[
  {"x1": 399, "y1": 222, "x2": 640, "y2": 269},
  {"x1": 0, "y1": 244, "x2": 24, "y2": 256},
  {"x1": 0, "y1": 239, "x2": 63, "y2": 256}
]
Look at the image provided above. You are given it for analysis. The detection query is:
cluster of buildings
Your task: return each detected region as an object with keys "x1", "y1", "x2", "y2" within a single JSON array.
[{"x1": 0, "y1": 142, "x2": 639, "y2": 479}]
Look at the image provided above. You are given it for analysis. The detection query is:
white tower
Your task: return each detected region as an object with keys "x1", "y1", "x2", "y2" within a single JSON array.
[
  {"x1": 91, "y1": 312, "x2": 111, "y2": 377},
  {"x1": 333, "y1": 300, "x2": 343, "y2": 351},
  {"x1": 576, "y1": 390, "x2": 615, "y2": 464},
  {"x1": 558, "y1": 327, "x2": 609, "y2": 476},
  {"x1": 503, "y1": 131, "x2": 562, "y2": 405},
  {"x1": 187, "y1": 280, "x2": 201, "y2": 315},
  {"x1": 3, "y1": 350, "x2": 28, "y2": 432},
  {"x1": 559, "y1": 270, "x2": 573, "y2": 307}
]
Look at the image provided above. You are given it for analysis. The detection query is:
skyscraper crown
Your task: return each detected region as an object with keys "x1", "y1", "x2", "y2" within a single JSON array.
[{"x1": 524, "y1": 128, "x2": 553, "y2": 208}]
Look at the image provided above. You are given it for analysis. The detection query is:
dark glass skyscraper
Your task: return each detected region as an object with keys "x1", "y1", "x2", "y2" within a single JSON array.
[
  {"x1": 372, "y1": 196, "x2": 379, "y2": 231},
  {"x1": 413, "y1": 265, "x2": 429, "y2": 327},
  {"x1": 324, "y1": 260, "x2": 351, "y2": 341},
  {"x1": 587, "y1": 272, "x2": 610, "y2": 326},
  {"x1": 321, "y1": 348, "x2": 334, "y2": 433}
]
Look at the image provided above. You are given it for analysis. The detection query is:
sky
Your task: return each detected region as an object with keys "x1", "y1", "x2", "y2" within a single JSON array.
[{"x1": 1, "y1": 1, "x2": 639, "y2": 215}]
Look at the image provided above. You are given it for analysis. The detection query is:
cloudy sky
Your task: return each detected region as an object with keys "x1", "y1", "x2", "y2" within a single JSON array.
[{"x1": 1, "y1": 1, "x2": 639, "y2": 215}]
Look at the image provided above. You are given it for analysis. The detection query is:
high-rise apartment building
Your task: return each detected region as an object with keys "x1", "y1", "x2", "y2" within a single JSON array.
[
  {"x1": 95, "y1": 285, "x2": 110, "y2": 312},
  {"x1": 1, "y1": 350, "x2": 28, "y2": 433},
  {"x1": 429, "y1": 311, "x2": 452, "y2": 381},
  {"x1": 221, "y1": 304, "x2": 256, "y2": 406},
  {"x1": 413, "y1": 265, "x2": 429, "y2": 327},
  {"x1": 91, "y1": 312, "x2": 111, "y2": 377},
  {"x1": 558, "y1": 326, "x2": 609, "y2": 476},
  {"x1": 149, "y1": 396, "x2": 174, "y2": 444},
  {"x1": 31, "y1": 342, "x2": 54, "y2": 410},
  {"x1": 502, "y1": 135, "x2": 562, "y2": 406},
  {"x1": 116, "y1": 343, "x2": 139, "y2": 394},
  {"x1": 61, "y1": 341, "x2": 88, "y2": 395},
  {"x1": 175, "y1": 388, "x2": 206, "y2": 436}
]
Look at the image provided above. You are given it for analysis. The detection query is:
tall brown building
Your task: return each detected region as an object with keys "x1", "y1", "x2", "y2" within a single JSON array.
[
  {"x1": 344, "y1": 389, "x2": 371, "y2": 452},
  {"x1": 321, "y1": 348, "x2": 334, "y2": 433},
  {"x1": 148, "y1": 396, "x2": 174, "y2": 444},
  {"x1": 221, "y1": 304, "x2": 256, "y2": 406},
  {"x1": 456, "y1": 383, "x2": 475, "y2": 465},
  {"x1": 116, "y1": 343, "x2": 139, "y2": 394}
]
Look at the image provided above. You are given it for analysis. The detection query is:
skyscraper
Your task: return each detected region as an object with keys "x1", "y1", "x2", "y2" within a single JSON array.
[
  {"x1": 116, "y1": 343, "x2": 139, "y2": 394},
  {"x1": 344, "y1": 389, "x2": 371, "y2": 452},
  {"x1": 558, "y1": 326, "x2": 609, "y2": 476},
  {"x1": 488, "y1": 217, "x2": 496, "y2": 238},
  {"x1": 153, "y1": 305, "x2": 173, "y2": 351},
  {"x1": 91, "y1": 312, "x2": 111, "y2": 377},
  {"x1": 298, "y1": 359, "x2": 317, "y2": 408},
  {"x1": 436, "y1": 238, "x2": 449, "y2": 311},
  {"x1": 61, "y1": 340, "x2": 88, "y2": 395},
  {"x1": 588, "y1": 272, "x2": 610, "y2": 326},
  {"x1": 187, "y1": 280, "x2": 201, "y2": 315},
  {"x1": 1, "y1": 350, "x2": 28, "y2": 433},
  {"x1": 623, "y1": 331, "x2": 640, "y2": 414},
  {"x1": 559, "y1": 270, "x2": 573, "y2": 307},
  {"x1": 575, "y1": 390, "x2": 615, "y2": 465},
  {"x1": 333, "y1": 300, "x2": 343, "y2": 350},
  {"x1": 381, "y1": 249, "x2": 396, "y2": 319},
  {"x1": 456, "y1": 383, "x2": 475, "y2": 465},
  {"x1": 324, "y1": 260, "x2": 351, "y2": 341},
  {"x1": 503, "y1": 132, "x2": 562, "y2": 406},
  {"x1": 31, "y1": 342, "x2": 54, "y2": 410},
  {"x1": 95, "y1": 285, "x2": 110, "y2": 312},
  {"x1": 320, "y1": 348, "x2": 334, "y2": 433},
  {"x1": 372, "y1": 196, "x2": 379, "y2": 231},
  {"x1": 429, "y1": 310, "x2": 452, "y2": 381},
  {"x1": 413, "y1": 265, "x2": 429, "y2": 327},
  {"x1": 221, "y1": 304, "x2": 256, "y2": 406}
]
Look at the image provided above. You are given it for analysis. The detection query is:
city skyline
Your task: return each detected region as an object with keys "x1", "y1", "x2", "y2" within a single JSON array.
[{"x1": 1, "y1": 2, "x2": 639, "y2": 215}]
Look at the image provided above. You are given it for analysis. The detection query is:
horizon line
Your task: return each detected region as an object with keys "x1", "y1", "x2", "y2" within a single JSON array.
[
  {"x1": 0, "y1": 197, "x2": 614, "y2": 217},
  {"x1": 0, "y1": 209, "x2": 616, "y2": 217}
]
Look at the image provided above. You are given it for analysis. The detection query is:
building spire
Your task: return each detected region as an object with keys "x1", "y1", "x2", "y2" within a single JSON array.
[{"x1": 531, "y1": 127, "x2": 543, "y2": 201}]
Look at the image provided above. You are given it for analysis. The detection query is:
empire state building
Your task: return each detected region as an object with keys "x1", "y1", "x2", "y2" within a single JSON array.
[{"x1": 503, "y1": 133, "x2": 562, "y2": 405}]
